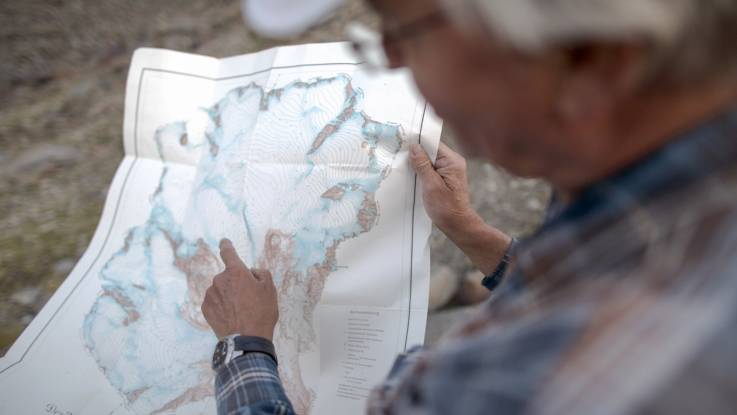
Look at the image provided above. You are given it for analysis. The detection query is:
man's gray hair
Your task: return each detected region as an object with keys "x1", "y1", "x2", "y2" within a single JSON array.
[{"x1": 441, "y1": 0, "x2": 737, "y2": 84}]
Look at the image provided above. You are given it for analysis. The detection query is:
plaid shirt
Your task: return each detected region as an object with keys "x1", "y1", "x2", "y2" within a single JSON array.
[
  {"x1": 216, "y1": 352, "x2": 294, "y2": 415},
  {"x1": 216, "y1": 106, "x2": 737, "y2": 415}
]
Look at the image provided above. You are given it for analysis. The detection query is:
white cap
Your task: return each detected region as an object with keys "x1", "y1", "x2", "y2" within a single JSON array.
[{"x1": 242, "y1": 0, "x2": 348, "y2": 39}]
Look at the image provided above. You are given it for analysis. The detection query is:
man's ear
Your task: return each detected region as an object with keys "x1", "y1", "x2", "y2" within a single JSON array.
[{"x1": 554, "y1": 42, "x2": 648, "y2": 123}]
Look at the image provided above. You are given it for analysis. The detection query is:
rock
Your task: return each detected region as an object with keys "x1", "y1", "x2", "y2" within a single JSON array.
[
  {"x1": 425, "y1": 306, "x2": 476, "y2": 345},
  {"x1": 429, "y1": 265, "x2": 460, "y2": 311},
  {"x1": 10, "y1": 287, "x2": 42, "y2": 307},
  {"x1": 453, "y1": 270, "x2": 491, "y2": 306},
  {"x1": 53, "y1": 258, "x2": 76, "y2": 276},
  {"x1": 527, "y1": 198, "x2": 543, "y2": 211}
]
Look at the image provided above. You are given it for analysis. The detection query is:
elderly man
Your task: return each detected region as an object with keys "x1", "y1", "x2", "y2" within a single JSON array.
[{"x1": 201, "y1": 0, "x2": 737, "y2": 414}]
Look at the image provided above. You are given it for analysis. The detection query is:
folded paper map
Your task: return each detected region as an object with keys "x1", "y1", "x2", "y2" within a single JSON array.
[{"x1": 0, "y1": 43, "x2": 441, "y2": 415}]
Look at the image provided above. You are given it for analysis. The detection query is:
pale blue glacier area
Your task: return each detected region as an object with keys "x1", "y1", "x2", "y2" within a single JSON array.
[{"x1": 83, "y1": 75, "x2": 403, "y2": 414}]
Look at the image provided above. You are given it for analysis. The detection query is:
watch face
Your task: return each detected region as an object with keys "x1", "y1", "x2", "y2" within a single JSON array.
[{"x1": 212, "y1": 340, "x2": 228, "y2": 370}]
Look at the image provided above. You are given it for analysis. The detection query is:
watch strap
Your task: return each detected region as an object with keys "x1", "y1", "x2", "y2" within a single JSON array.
[
  {"x1": 481, "y1": 237, "x2": 517, "y2": 292},
  {"x1": 233, "y1": 335, "x2": 278, "y2": 366}
]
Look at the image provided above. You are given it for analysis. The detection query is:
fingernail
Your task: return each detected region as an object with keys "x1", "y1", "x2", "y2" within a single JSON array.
[{"x1": 411, "y1": 144, "x2": 421, "y2": 155}]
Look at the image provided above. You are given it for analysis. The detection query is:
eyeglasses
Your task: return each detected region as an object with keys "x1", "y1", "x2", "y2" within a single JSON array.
[{"x1": 346, "y1": 10, "x2": 447, "y2": 70}]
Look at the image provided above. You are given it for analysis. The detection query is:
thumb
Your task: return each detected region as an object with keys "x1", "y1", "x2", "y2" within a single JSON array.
[
  {"x1": 410, "y1": 144, "x2": 443, "y2": 187},
  {"x1": 219, "y1": 239, "x2": 246, "y2": 270}
]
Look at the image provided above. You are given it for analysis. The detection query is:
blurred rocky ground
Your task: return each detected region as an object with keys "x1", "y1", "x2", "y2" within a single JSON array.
[{"x1": 0, "y1": 0, "x2": 549, "y2": 353}]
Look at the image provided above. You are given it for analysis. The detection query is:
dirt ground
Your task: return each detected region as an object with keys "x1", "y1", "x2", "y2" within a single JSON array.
[{"x1": 0, "y1": 0, "x2": 549, "y2": 354}]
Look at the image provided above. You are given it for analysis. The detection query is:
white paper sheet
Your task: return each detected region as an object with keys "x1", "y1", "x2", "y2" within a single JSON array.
[{"x1": 0, "y1": 43, "x2": 441, "y2": 415}]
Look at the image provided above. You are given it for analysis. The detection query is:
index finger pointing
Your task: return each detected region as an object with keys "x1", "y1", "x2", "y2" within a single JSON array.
[{"x1": 219, "y1": 239, "x2": 245, "y2": 270}]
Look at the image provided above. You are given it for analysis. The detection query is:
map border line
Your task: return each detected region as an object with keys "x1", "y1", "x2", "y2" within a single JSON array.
[{"x1": 404, "y1": 103, "x2": 428, "y2": 351}]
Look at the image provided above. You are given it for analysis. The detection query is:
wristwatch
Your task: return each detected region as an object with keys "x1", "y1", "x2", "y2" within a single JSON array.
[
  {"x1": 481, "y1": 237, "x2": 518, "y2": 291},
  {"x1": 211, "y1": 334, "x2": 278, "y2": 371}
]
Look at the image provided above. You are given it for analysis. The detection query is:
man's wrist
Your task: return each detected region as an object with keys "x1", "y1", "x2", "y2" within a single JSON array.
[
  {"x1": 440, "y1": 212, "x2": 511, "y2": 275},
  {"x1": 481, "y1": 237, "x2": 517, "y2": 291},
  {"x1": 212, "y1": 334, "x2": 278, "y2": 371}
]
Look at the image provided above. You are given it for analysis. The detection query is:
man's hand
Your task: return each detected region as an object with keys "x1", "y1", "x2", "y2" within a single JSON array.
[
  {"x1": 410, "y1": 142, "x2": 476, "y2": 234},
  {"x1": 201, "y1": 239, "x2": 279, "y2": 340},
  {"x1": 410, "y1": 142, "x2": 511, "y2": 275}
]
